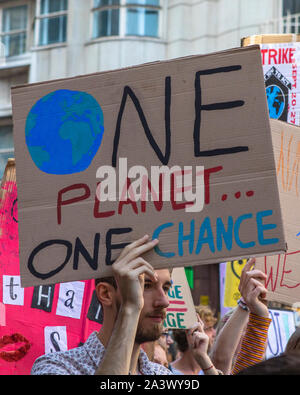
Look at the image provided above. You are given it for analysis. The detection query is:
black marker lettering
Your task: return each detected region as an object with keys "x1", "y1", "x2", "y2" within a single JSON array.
[
  {"x1": 27, "y1": 240, "x2": 72, "y2": 280},
  {"x1": 73, "y1": 233, "x2": 100, "y2": 271},
  {"x1": 106, "y1": 227, "x2": 132, "y2": 265},
  {"x1": 194, "y1": 65, "x2": 248, "y2": 157},
  {"x1": 112, "y1": 76, "x2": 171, "y2": 167}
]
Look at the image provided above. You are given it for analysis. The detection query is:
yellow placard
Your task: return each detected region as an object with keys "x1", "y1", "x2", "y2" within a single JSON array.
[{"x1": 224, "y1": 259, "x2": 247, "y2": 307}]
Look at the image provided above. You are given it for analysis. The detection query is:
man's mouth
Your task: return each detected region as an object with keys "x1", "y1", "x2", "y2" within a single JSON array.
[
  {"x1": 147, "y1": 312, "x2": 166, "y2": 323},
  {"x1": 0, "y1": 333, "x2": 31, "y2": 362}
]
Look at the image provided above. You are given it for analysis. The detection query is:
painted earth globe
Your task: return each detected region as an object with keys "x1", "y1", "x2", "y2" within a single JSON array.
[
  {"x1": 25, "y1": 89, "x2": 104, "y2": 175},
  {"x1": 266, "y1": 85, "x2": 285, "y2": 119}
]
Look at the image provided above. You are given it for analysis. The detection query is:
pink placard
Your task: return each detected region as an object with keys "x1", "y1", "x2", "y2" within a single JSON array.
[{"x1": 0, "y1": 179, "x2": 101, "y2": 375}]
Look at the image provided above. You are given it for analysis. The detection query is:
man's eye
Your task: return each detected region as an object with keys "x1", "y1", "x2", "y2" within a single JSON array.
[
  {"x1": 163, "y1": 287, "x2": 170, "y2": 294},
  {"x1": 144, "y1": 282, "x2": 152, "y2": 289}
]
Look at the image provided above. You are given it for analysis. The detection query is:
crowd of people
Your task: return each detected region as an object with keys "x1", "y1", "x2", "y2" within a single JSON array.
[
  {"x1": 30, "y1": 235, "x2": 300, "y2": 375},
  {"x1": 145, "y1": 304, "x2": 300, "y2": 376}
]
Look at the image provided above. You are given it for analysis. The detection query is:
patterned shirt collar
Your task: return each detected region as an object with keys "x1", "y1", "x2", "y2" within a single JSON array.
[{"x1": 85, "y1": 331, "x2": 171, "y2": 375}]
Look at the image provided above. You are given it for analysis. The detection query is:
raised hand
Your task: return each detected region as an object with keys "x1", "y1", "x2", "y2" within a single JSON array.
[
  {"x1": 112, "y1": 234, "x2": 158, "y2": 311},
  {"x1": 186, "y1": 315, "x2": 219, "y2": 375},
  {"x1": 238, "y1": 258, "x2": 269, "y2": 318}
]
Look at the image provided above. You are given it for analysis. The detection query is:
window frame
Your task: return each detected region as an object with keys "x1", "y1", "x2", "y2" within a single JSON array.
[
  {"x1": 281, "y1": 0, "x2": 300, "y2": 33},
  {"x1": 0, "y1": 1, "x2": 30, "y2": 57},
  {"x1": 282, "y1": 0, "x2": 300, "y2": 16},
  {"x1": 35, "y1": 0, "x2": 68, "y2": 47},
  {"x1": 91, "y1": 0, "x2": 162, "y2": 40}
]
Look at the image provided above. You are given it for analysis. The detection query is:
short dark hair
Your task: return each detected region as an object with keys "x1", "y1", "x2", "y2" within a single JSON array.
[
  {"x1": 237, "y1": 352, "x2": 300, "y2": 375},
  {"x1": 285, "y1": 328, "x2": 300, "y2": 354},
  {"x1": 172, "y1": 329, "x2": 188, "y2": 353},
  {"x1": 95, "y1": 276, "x2": 117, "y2": 289}
]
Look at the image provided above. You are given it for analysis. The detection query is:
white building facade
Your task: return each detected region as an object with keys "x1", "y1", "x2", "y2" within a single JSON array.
[{"x1": 0, "y1": 0, "x2": 297, "y2": 175}]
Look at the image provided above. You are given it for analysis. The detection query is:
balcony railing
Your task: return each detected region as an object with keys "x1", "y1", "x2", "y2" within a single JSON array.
[{"x1": 258, "y1": 12, "x2": 300, "y2": 35}]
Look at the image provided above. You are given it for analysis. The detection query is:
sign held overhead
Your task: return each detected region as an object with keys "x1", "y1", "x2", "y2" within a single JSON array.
[
  {"x1": 256, "y1": 119, "x2": 300, "y2": 305},
  {"x1": 12, "y1": 45, "x2": 286, "y2": 287},
  {"x1": 164, "y1": 267, "x2": 198, "y2": 329}
]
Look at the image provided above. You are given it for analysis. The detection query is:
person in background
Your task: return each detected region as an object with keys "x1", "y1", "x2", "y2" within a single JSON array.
[
  {"x1": 158, "y1": 330, "x2": 175, "y2": 363},
  {"x1": 210, "y1": 305, "x2": 249, "y2": 374},
  {"x1": 153, "y1": 341, "x2": 169, "y2": 368},
  {"x1": 141, "y1": 341, "x2": 155, "y2": 362},
  {"x1": 229, "y1": 258, "x2": 271, "y2": 375},
  {"x1": 170, "y1": 316, "x2": 220, "y2": 375},
  {"x1": 171, "y1": 258, "x2": 272, "y2": 375},
  {"x1": 195, "y1": 305, "x2": 218, "y2": 354},
  {"x1": 285, "y1": 327, "x2": 300, "y2": 354},
  {"x1": 236, "y1": 353, "x2": 300, "y2": 375}
]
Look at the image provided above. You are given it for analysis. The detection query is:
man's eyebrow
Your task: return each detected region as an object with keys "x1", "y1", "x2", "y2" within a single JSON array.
[
  {"x1": 144, "y1": 278, "x2": 154, "y2": 283},
  {"x1": 144, "y1": 279, "x2": 172, "y2": 287}
]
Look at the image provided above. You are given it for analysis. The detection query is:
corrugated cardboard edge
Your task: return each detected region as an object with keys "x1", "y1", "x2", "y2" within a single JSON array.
[
  {"x1": 241, "y1": 34, "x2": 300, "y2": 46},
  {"x1": 11, "y1": 45, "x2": 261, "y2": 92}
]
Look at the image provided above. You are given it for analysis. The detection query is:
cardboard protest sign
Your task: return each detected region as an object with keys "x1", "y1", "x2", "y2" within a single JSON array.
[
  {"x1": 242, "y1": 35, "x2": 300, "y2": 125},
  {"x1": 12, "y1": 45, "x2": 286, "y2": 287},
  {"x1": 256, "y1": 119, "x2": 300, "y2": 305},
  {"x1": 261, "y1": 42, "x2": 300, "y2": 125},
  {"x1": 266, "y1": 309, "x2": 296, "y2": 359},
  {"x1": 164, "y1": 267, "x2": 197, "y2": 329},
  {"x1": 0, "y1": 160, "x2": 101, "y2": 375}
]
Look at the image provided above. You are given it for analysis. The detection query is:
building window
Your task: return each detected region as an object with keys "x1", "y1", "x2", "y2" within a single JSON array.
[
  {"x1": 1, "y1": 5, "x2": 28, "y2": 57},
  {"x1": 126, "y1": 1, "x2": 159, "y2": 37},
  {"x1": 38, "y1": 0, "x2": 68, "y2": 46},
  {"x1": 282, "y1": 0, "x2": 300, "y2": 33},
  {"x1": 93, "y1": 0, "x2": 120, "y2": 38},
  {"x1": 92, "y1": 0, "x2": 160, "y2": 39},
  {"x1": 0, "y1": 125, "x2": 14, "y2": 179},
  {"x1": 283, "y1": 0, "x2": 300, "y2": 15}
]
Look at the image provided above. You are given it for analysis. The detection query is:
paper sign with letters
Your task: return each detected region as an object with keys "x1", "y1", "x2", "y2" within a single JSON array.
[
  {"x1": 266, "y1": 309, "x2": 296, "y2": 358},
  {"x1": 242, "y1": 35, "x2": 300, "y2": 125},
  {"x1": 164, "y1": 267, "x2": 197, "y2": 329},
  {"x1": 261, "y1": 42, "x2": 300, "y2": 125},
  {"x1": 12, "y1": 45, "x2": 286, "y2": 287}
]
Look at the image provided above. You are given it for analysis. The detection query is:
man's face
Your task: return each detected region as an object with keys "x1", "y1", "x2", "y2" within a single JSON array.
[{"x1": 135, "y1": 269, "x2": 171, "y2": 344}]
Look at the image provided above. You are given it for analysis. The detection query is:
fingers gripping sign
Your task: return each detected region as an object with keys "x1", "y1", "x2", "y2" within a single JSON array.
[
  {"x1": 238, "y1": 258, "x2": 269, "y2": 318},
  {"x1": 112, "y1": 235, "x2": 159, "y2": 311}
]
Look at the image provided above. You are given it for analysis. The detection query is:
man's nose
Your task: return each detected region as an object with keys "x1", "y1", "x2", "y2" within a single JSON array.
[{"x1": 153, "y1": 287, "x2": 169, "y2": 308}]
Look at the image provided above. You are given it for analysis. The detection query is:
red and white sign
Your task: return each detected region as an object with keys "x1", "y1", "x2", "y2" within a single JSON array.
[{"x1": 261, "y1": 42, "x2": 300, "y2": 125}]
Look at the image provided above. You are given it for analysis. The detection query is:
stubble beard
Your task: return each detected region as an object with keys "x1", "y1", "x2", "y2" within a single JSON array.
[
  {"x1": 114, "y1": 298, "x2": 166, "y2": 344},
  {"x1": 134, "y1": 314, "x2": 166, "y2": 345}
]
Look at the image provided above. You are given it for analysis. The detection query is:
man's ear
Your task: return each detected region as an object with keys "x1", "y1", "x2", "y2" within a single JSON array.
[{"x1": 95, "y1": 282, "x2": 116, "y2": 307}]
